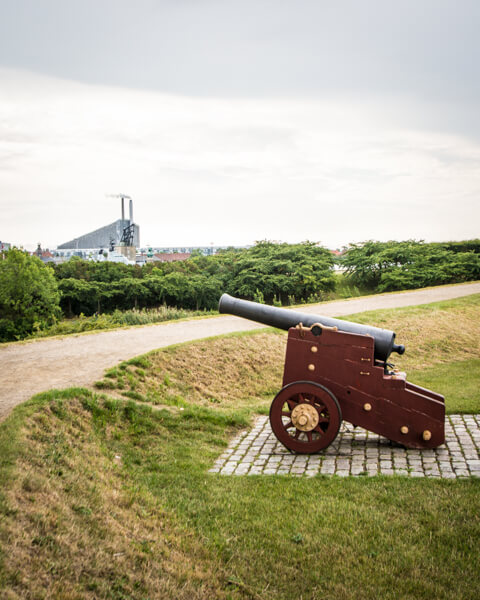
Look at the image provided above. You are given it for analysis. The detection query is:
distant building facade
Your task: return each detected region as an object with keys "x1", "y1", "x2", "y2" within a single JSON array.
[
  {"x1": 58, "y1": 219, "x2": 140, "y2": 250},
  {"x1": 32, "y1": 243, "x2": 55, "y2": 263},
  {"x1": 147, "y1": 245, "x2": 249, "y2": 256}
]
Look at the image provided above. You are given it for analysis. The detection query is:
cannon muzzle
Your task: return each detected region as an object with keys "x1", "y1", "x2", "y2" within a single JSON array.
[{"x1": 218, "y1": 293, "x2": 405, "y2": 362}]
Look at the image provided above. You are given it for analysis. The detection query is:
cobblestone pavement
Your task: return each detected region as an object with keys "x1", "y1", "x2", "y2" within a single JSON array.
[{"x1": 210, "y1": 415, "x2": 480, "y2": 478}]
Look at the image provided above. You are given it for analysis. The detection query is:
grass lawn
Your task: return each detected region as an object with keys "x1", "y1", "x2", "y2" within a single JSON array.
[
  {"x1": 409, "y1": 359, "x2": 480, "y2": 413},
  {"x1": 1, "y1": 295, "x2": 479, "y2": 599}
]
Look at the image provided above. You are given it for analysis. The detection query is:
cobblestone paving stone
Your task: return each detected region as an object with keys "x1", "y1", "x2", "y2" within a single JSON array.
[{"x1": 209, "y1": 415, "x2": 480, "y2": 478}]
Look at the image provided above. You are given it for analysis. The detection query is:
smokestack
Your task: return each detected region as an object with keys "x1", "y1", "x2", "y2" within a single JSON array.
[
  {"x1": 129, "y1": 198, "x2": 133, "y2": 224},
  {"x1": 121, "y1": 196, "x2": 125, "y2": 222}
]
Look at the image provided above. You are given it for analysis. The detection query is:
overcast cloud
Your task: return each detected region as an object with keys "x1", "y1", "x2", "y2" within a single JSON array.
[{"x1": 0, "y1": 1, "x2": 479, "y2": 249}]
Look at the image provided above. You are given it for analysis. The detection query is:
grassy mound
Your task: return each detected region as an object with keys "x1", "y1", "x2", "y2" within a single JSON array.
[
  {"x1": 95, "y1": 331, "x2": 285, "y2": 412},
  {"x1": 0, "y1": 390, "x2": 244, "y2": 600}
]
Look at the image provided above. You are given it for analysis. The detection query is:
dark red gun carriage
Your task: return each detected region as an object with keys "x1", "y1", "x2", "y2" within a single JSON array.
[{"x1": 219, "y1": 294, "x2": 445, "y2": 454}]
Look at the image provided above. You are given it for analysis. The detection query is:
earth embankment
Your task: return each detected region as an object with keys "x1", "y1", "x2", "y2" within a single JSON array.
[{"x1": 1, "y1": 282, "x2": 479, "y2": 422}]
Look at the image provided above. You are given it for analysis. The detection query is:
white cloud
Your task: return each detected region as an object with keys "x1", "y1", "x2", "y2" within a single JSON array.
[{"x1": 0, "y1": 68, "x2": 479, "y2": 250}]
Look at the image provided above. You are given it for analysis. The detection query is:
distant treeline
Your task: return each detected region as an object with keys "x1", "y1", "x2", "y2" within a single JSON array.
[
  {"x1": 52, "y1": 239, "x2": 480, "y2": 316},
  {"x1": 1, "y1": 240, "x2": 479, "y2": 342},
  {"x1": 342, "y1": 240, "x2": 480, "y2": 292},
  {"x1": 53, "y1": 241, "x2": 336, "y2": 315}
]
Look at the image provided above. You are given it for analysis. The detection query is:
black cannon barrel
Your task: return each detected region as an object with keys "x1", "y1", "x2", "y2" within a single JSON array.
[{"x1": 218, "y1": 293, "x2": 405, "y2": 362}]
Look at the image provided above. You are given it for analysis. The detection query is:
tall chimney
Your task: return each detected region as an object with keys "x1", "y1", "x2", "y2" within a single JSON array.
[
  {"x1": 121, "y1": 196, "x2": 125, "y2": 222},
  {"x1": 129, "y1": 198, "x2": 133, "y2": 224}
]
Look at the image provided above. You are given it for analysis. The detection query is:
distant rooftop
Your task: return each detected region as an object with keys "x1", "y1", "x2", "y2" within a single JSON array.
[{"x1": 153, "y1": 252, "x2": 191, "y2": 262}]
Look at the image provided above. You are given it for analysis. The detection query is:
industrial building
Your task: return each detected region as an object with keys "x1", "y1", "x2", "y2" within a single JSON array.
[{"x1": 57, "y1": 196, "x2": 140, "y2": 251}]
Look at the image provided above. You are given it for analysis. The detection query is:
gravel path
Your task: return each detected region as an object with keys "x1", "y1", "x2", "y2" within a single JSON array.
[{"x1": 1, "y1": 282, "x2": 479, "y2": 422}]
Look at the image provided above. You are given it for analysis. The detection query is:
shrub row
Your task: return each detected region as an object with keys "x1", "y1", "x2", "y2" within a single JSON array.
[
  {"x1": 55, "y1": 241, "x2": 336, "y2": 316},
  {"x1": 341, "y1": 240, "x2": 480, "y2": 291}
]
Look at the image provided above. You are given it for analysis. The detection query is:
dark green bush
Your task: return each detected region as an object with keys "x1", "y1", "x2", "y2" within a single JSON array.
[{"x1": 0, "y1": 248, "x2": 61, "y2": 341}]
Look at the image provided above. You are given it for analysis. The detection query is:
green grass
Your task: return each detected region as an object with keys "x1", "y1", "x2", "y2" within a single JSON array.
[
  {"x1": 1, "y1": 294, "x2": 480, "y2": 599},
  {"x1": 409, "y1": 359, "x2": 480, "y2": 413},
  {"x1": 93, "y1": 398, "x2": 480, "y2": 600},
  {"x1": 1, "y1": 390, "x2": 479, "y2": 599}
]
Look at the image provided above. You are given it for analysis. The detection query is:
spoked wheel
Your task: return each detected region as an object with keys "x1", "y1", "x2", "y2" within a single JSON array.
[{"x1": 269, "y1": 381, "x2": 342, "y2": 454}]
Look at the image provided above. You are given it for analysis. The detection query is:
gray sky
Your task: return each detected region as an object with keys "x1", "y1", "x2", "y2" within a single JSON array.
[{"x1": 1, "y1": 0, "x2": 479, "y2": 249}]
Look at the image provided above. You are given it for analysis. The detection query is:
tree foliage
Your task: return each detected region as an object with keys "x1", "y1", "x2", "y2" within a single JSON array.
[
  {"x1": 224, "y1": 241, "x2": 335, "y2": 304},
  {"x1": 341, "y1": 240, "x2": 480, "y2": 292},
  {"x1": 3, "y1": 239, "x2": 478, "y2": 338},
  {"x1": 53, "y1": 241, "x2": 336, "y2": 316},
  {"x1": 0, "y1": 248, "x2": 61, "y2": 341}
]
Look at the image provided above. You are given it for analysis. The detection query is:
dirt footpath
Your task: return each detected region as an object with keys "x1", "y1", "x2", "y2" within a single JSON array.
[{"x1": 1, "y1": 282, "x2": 479, "y2": 422}]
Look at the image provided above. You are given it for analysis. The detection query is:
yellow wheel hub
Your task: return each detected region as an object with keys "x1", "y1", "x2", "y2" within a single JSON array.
[{"x1": 291, "y1": 403, "x2": 319, "y2": 432}]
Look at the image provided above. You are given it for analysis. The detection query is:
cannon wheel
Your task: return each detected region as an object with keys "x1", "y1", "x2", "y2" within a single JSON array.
[{"x1": 269, "y1": 381, "x2": 342, "y2": 454}]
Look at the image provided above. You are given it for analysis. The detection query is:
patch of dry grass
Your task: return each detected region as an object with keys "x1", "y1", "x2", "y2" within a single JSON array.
[
  {"x1": 346, "y1": 294, "x2": 480, "y2": 371},
  {"x1": 0, "y1": 394, "x2": 235, "y2": 600},
  {"x1": 96, "y1": 331, "x2": 287, "y2": 412}
]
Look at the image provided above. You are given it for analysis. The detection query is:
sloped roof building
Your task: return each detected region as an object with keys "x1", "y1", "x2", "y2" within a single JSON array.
[{"x1": 57, "y1": 219, "x2": 140, "y2": 250}]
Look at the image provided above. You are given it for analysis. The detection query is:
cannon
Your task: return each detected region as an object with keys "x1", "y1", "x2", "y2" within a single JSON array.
[{"x1": 219, "y1": 293, "x2": 445, "y2": 452}]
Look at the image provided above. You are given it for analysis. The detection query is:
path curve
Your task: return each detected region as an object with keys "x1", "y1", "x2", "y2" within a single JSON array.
[{"x1": 1, "y1": 282, "x2": 479, "y2": 421}]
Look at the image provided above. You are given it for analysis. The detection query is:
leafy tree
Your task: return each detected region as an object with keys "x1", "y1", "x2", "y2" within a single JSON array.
[
  {"x1": 58, "y1": 278, "x2": 98, "y2": 315},
  {"x1": 53, "y1": 256, "x2": 92, "y2": 281},
  {"x1": 435, "y1": 239, "x2": 480, "y2": 254},
  {"x1": 54, "y1": 257, "x2": 140, "y2": 283},
  {"x1": 227, "y1": 241, "x2": 335, "y2": 304},
  {"x1": 162, "y1": 272, "x2": 195, "y2": 308},
  {"x1": 89, "y1": 261, "x2": 141, "y2": 282},
  {"x1": 0, "y1": 248, "x2": 61, "y2": 341},
  {"x1": 342, "y1": 240, "x2": 480, "y2": 292},
  {"x1": 144, "y1": 274, "x2": 166, "y2": 306},
  {"x1": 189, "y1": 274, "x2": 223, "y2": 309},
  {"x1": 119, "y1": 278, "x2": 149, "y2": 310}
]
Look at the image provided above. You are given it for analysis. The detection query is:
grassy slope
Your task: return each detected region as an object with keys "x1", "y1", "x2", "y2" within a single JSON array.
[
  {"x1": 0, "y1": 392, "x2": 236, "y2": 600},
  {"x1": 1, "y1": 295, "x2": 479, "y2": 599},
  {"x1": 95, "y1": 294, "x2": 480, "y2": 414},
  {"x1": 345, "y1": 294, "x2": 480, "y2": 413},
  {"x1": 344, "y1": 294, "x2": 480, "y2": 371}
]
